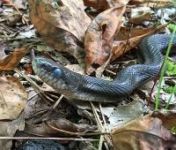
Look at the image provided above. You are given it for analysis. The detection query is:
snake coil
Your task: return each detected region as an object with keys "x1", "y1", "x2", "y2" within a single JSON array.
[{"x1": 32, "y1": 34, "x2": 176, "y2": 103}]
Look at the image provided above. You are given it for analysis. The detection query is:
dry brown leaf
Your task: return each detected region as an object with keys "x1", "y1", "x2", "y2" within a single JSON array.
[
  {"x1": 28, "y1": 0, "x2": 91, "y2": 64},
  {"x1": 0, "y1": 116, "x2": 25, "y2": 150},
  {"x1": 0, "y1": 46, "x2": 30, "y2": 71},
  {"x1": 83, "y1": 0, "x2": 130, "y2": 10},
  {"x1": 111, "y1": 24, "x2": 166, "y2": 60},
  {"x1": 0, "y1": 76, "x2": 27, "y2": 120},
  {"x1": 84, "y1": 5, "x2": 126, "y2": 74},
  {"x1": 83, "y1": 0, "x2": 108, "y2": 10},
  {"x1": 130, "y1": 0, "x2": 173, "y2": 7},
  {"x1": 24, "y1": 118, "x2": 96, "y2": 136},
  {"x1": 152, "y1": 111, "x2": 176, "y2": 131},
  {"x1": 1, "y1": 0, "x2": 12, "y2": 4},
  {"x1": 111, "y1": 115, "x2": 176, "y2": 150},
  {"x1": 112, "y1": 130, "x2": 176, "y2": 150}
]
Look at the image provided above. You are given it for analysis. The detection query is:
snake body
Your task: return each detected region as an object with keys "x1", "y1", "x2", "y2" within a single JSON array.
[{"x1": 32, "y1": 34, "x2": 176, "y2": 103}]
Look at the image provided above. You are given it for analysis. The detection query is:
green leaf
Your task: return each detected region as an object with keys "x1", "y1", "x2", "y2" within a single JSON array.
[
  {"x1": 163, "y1": 86, "x2": 176, "y2": 94},
  {"x1": 168, "y1": 24, "x2": 176, "y2": 32},
  {"x1": 166, "y1": 59, "x2": 176, "y2": 76}
]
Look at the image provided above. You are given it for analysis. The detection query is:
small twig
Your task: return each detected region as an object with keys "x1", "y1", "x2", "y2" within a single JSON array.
[
  {"x1": 99, "y1": 104, "x2": 109, "y2": 133},
  {"x1": 52, "y1": 95, "x2": 64, "y2": 110},
  {"x1": 99, "y1": 104, "x2": 111, "y2": 150},
  {"x1": 0, "y1": 136, "x2": 99, "y2": 141},
  {"x1": 14, "y1": 68, "x2": 41, "y2": 92},
  {"x1": 149, "y1": 76, "x2": 159, "y2": 103},
  {"x1": 90, "y1": 102, "x2": 103, "y2": 130},
  {"x1": 27, "y1": 109, "x2": 49, "y2": 120},
  {"x1": 105, "y1": 69, "x2": 116, "y2": 76},
  {"x1": 14, "y1": 68, "x2": 54, "y2": 104},
  {"x1": 46, "y1": 121, "x2": 109, "y2": 136},
  {"x1": 90, "y1": 102, "x2": 105, "y2": 150}
]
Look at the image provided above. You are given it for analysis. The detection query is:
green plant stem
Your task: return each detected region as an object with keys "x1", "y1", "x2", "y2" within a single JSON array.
[{"x1": 155, "y1": 26, "x2": 176, "y2": 111}]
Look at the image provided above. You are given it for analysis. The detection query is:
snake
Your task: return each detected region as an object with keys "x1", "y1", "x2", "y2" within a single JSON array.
[{"x1": 32, "y1": 34, "x2": 176, "y2": 103}]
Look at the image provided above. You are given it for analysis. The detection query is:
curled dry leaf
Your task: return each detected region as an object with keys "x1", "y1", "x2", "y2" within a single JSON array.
[
  {"x1": 0, "y1": 46, "x2": 30, "y2": 71},
  {"x1": 111, "y1": 115, "x2": 176, "y2": 150},
  {"x1": 0, "y1": 76, "x2": 27, "y2": 120},
  {"x1": 47, "y1": 118, "x2": 96, "y2": 133},
  {"x1": 28, "y1": 0, "x2": 91, "y2": 64},
  {"x1": 25, "y1": 118, "x2": 96, "y2": 136},
  {"x1": 84, "y1": 6, "x2": 126, "y2": 74},
  {"x1": 111, "y1": 24, "x2": 166, "y2": 60}
]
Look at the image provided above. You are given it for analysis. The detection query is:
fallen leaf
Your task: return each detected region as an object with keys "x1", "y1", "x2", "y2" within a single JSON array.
[
  {"x1": 6, "y1": 14, "x2": 21, "y2": 27},
  {"x1": 83, "y1": 0, "x2": 130, "y2": 10},
  {"x1": 0, "y1": 116, "x2": 25, "y2": 150},
  {"x1": 0, "y1": 76, "x2": 27, "y2": 119},
  {"x1": 28, "y1": 0, "x2": 91, "y2": 64},
  {"x1": 84, "y1": 6, "x2": 126, "y2": 74},
  {"x1": 112, "y1": 115, "x2": 172, "y2": 138},
  {"x1": 1, "y1": 0, "x2": 12, "y2": 4},
  {"x1": 102, "y1": 99, "x2": 146, "y2": 128},
  {"x1": 83, "y1": 0, "x2": 108, "y2": 10},
  {"x1": 153, "y1": 111, "x2": 176, "y2": 131},
  {"x1": 111, "y1": 24, "x2": 166, "y2": 60},
  {"x1": 47, "y1": 118, "x2": 96, "y2": 134},
  {"x1": 130, "y1": 0, "x2": 173, "y2": 7},
  {"x1": 112, "y1": 130, "x2": 176, "y2": 150},
  {"x1": 111, "y1": 115, "x2": 176, "y2": 150},
  {"x1": 24, "y1": 118, "x2": 96, "y2": 136},
  {"x1": 0, "y1": 46, "x2": 30, "y2": 71}
]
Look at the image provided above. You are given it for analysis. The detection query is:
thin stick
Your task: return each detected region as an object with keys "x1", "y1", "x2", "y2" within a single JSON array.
[
  {"x1": 0, "y1": 136, "x2": 98, "y2": 141},
  {"x1": 52, "y1": 95, "x2": 64, "y2": 110},
  {"x1": 90, "y1": 102, "x2": 107, "y2": 150}
]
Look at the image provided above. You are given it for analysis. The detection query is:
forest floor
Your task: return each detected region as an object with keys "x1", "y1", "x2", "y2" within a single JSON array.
[{"x1": 0, "y1": 0, "x2": 176, "y2": 149}]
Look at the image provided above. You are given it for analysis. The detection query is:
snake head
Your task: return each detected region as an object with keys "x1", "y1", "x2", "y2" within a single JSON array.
[
  {"x1": 32, "y1": 57, "x2": 63, "y2": 79},
  {"x1": 32, "y1": 57, "x2": 73, "y2": 93}
]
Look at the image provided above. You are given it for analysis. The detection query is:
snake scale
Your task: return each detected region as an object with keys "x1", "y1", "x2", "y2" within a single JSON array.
[{"x1": 32, "y1": 34, "x2": 176, "y2": 103}]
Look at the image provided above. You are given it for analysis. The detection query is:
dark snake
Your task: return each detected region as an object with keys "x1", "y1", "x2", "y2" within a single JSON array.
[{"x1": 32, "y1": 34, "x2": 176, "y2": 103}]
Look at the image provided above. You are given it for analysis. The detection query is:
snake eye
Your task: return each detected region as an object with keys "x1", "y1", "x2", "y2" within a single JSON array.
[{"x1": 52, "y1": 67, "x2": 62, "y2": 78}]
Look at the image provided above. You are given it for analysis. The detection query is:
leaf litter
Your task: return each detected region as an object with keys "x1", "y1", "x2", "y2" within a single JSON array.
[{"x1": 0, "y1": 0, "x2": 176, "y2": 149}]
